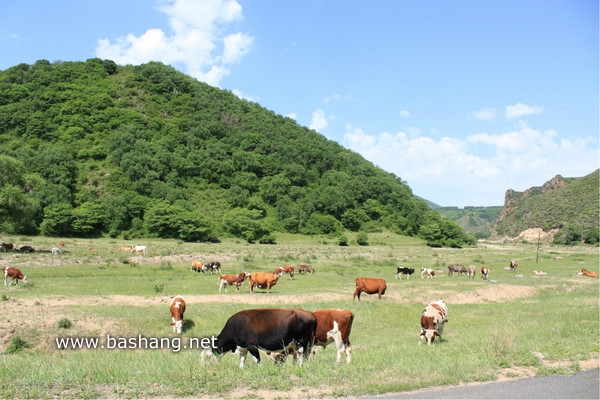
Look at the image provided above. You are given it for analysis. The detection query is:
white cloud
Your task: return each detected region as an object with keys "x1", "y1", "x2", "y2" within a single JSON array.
[
  {"x1": 231, "y1": 89, "x2": 258, "y2": 102},
  {"x1": 286, "y1": 113, "x2": 297, "y2": 120},
  {"x1": 309, "y1": 109, "x2": 328, "y2": 132},
  {"x1": 470, "y1": 107, "x2": 497, "y2": 121},
  {"x1": 505, "y1": 102, "x2": 543, "y2": 119},
  {"x1": 399, "y1": 110, "x2": 411, "y2": 118},
  {"x1": 342, "y1": 123, "x2": 598, "y2": 207},
  {"x1": 95, "y1": 0, "x2": 253, "y2": 86}
]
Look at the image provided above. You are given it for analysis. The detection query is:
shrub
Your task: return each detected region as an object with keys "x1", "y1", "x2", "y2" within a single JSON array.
[
  {"x1": 338, "y1": 235, "x2": 348, "y2": 246},
  {"x1": 5, "y1": 336, "x2": 28, "y2": 354},
  {"x1": 356, "y1": 232, "x2": 369, "y2": 246},
  {"x1": 57, "y1": 318, "x2": 73, "y2": 329}
]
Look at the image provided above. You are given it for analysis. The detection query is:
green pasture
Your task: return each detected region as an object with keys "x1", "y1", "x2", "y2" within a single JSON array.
[{"x1": 0, "y1": 233, "x2": 598, "y2": 399}]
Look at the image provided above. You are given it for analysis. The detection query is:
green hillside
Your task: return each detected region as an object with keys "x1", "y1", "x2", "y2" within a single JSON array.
[
  {"x1": 0, "y1": 59, "x2": 472, "y2": 247},
  {"x1": 493, "y1": 170, "x2": 599, "y2": 244},
  {"x1": 437, "y1": 206, "x2": 503, "y2": 238}
]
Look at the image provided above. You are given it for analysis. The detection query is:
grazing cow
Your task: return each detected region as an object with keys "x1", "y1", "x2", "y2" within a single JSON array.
[
  {"x1": 169, "y1": 296, "x2": 186, "y2": 334},
  {"x1": 447, "y1": 264, "x2": 467, "y2": 276},
  {"x1": 312, "y1": 309, "x2": 354, "y2": 363},
  {"x1": 249, "y1": 272, "x2": 280, "y2": 293},
  {"x1": 420, "y1": 268, "x2": 436, "y2": 278},
  {"x1": 274, "y1": 265, "x2": 295, "y2": 280},
  {"x1": 395, "y1": 267, "x2": 415, "y2": 280},
  {"x1": 130, "y1": 245, "x2": 147, "y2": 254},
  {"x1": 419, "y1": 300, "x2": 448, "y2": 345},
  {"x1": 203, "y1": 261, "x2": 221, "y2": 274},
  {"x1": 468, "y1": 265, "x2": 477, "y2": 279},
  {"x1": 353, "y1": 277, "x2": 387, "y2": 300},
  {"x1": 218, "y1": 272, "x2": 249, "y2": 293},
  {"x1": 3, "y1": 267, "x2": 27, "y2": 286},
  {"x1": 52, "y1": 247, "x2": 62, "y2": 256},
  {"x1": 118, "y1": 246, "x2": 131, "y2": 251},
  {"x1": 297, "y1": 264, "x2": 314, "y2": 275},
  {"x1": 509, "y1": 260, "x2": 518, "y2": 273},
  {"x1": 201, "y1": 308, "x2": 317, "y2": 369},
  {"x1": 57, "y1": 241, "x2": 65, "y2": 247},
  {"x1": 532, "y1": 270, "x2": 547, "y2": 276},
  {"x1": 19, "y1": 245, "x2": 35, "y2": 253},
  {"x1": 578, "y1": 268, "x2": 599, "y2": 278},
  {"x1": 1, "y1": 243, "x2": 14, "y2": 252},
  {"x1": 480, "y1": 266, "x2": 489, "y2": 280},
  {"x1": 191, "y1": 260, "x2": 204, "y2": 273}
]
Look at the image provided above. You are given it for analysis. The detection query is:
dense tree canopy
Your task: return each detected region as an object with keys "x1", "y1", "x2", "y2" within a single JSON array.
[{"x1": 0, "y1": 59, "x2": 471, "y2": 246}]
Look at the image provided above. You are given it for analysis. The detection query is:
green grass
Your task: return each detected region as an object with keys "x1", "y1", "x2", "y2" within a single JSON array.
[{"x1": 0, "y1": 233, "x2": 598, "y2": 398}]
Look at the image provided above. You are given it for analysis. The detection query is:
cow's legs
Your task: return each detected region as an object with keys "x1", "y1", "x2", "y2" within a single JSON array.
[{"x1": 237, "y1": 347, "x2": 249, "y2": 369}]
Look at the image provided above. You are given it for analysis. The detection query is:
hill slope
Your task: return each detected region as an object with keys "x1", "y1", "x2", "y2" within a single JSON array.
[{"x1": 0, "y1": 59, "x2": 472, "y2": 245}]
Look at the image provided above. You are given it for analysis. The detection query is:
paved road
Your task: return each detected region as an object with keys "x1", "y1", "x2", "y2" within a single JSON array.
[{"x1": 372, "y1": 368, "x2": 599, "y2": 399}]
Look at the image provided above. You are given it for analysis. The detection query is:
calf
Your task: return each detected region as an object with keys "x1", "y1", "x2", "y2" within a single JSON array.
[
  {"x1": 468, "y1": 265, "x2": 477, "y2": 279},
  {"x1": 420, "y1": 268, "x2": 436, "y2": 278},
  {"x1": 353, "y1": 277, "x2": 387, "y2": 300},
  {"x1": 3, "y1": 267, "x2": 27, "y2": 286},
  {"x1": 218, "y1": 272, "x2": 249, "y2": 293},
  {"x1": 312, "y1": 309, "x2": 354, "y2": 363},
  {"x1": 249, "y1": 272, "x2": 280, "y2": 293},
  {"x1": 297, "y1": 264, "x2": 314, "y2": 275},
  {"x1": 169, "y1": 295, "x2": 186, "y2": 334},
  {"x1": 274, "y1": 265, "x2": 295, "y2": 280},
  {"x1": 480, "y1": 266, "x2": 489, "y2": 280},
  {"x1": 419, "y1": 299, "x2": 448, "y2": 345},
  {"x1": 447, "y1": 264, "x2": 467, "y2": 276},
  {"x1": 201, "y1": 308, "x2": 317, "y2": 369},
  {"x1": 578, "y1": 268, "x2": 599, "y2": 278},
  {"x1": 395, "y1": 267, "x2": 415, "y2": 280},
  {"x1": 509, "y1": 260, "x2": 518, "y2": 273}
]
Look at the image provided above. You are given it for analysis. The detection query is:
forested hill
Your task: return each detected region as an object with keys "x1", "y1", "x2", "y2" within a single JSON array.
[{"x1": 0, "y1": 59, "x2": 471, "y2": 246}]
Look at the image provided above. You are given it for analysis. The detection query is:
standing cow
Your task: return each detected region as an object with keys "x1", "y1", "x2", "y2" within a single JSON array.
[
  {"x1": 481, "y1": 266, "x2": 489, "y2": 280},
  {"x1": 218, "y1": 272, "x2": 249, "y2": 293},
  {"x1": 447, "y1": 264, "x2": 467, "y2": 276},
  {"x1": 312, "y1": 309, "x2": 354, "y2": 363},
  {"x1": 169, "y1": 295, "x2": 186, "y2": 334},
  {"x1": 201, "y1": 308, "x2": 317, "y2": 369},
  {"x1": 509, "y1": 260, "x2": 518, "y2": 273},
  {"x1": 353, "y1": 277, "x2": 387, "y2": 300},
  {"x1": 249, "y1": 272, "x2": 280, "y2": 293},
  {"x1": 274, "y1": 265, "x2": 295, "y2": 280},
  {"x1": 419, "y1": 299, "x2": 448, "y2": 345},
  {"x1": 3, "y1": 267, "x2": 27, "y2": 286},
  {"x1": 297, "y1": 264, "x2": 314, "y2": 275},
  {"x1": 395, "y1": 267, "x2": 415, "y2": 280},
  {"x1": 468, "y1": 265, "x2": 477, "y2": 279}
]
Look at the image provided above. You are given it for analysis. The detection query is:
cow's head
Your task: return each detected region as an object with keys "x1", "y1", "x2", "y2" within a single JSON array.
[
  {"x1": 421, "y1": 329, "x2": 440, "y2": 344},
  {"x1": 171, "y1": 319, "x2": 186, "y2": 334}
]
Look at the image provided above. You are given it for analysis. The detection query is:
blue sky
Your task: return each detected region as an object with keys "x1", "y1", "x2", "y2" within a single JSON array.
[{"x1": 1, "y1": 0, "x2": 598, "y2": 207}]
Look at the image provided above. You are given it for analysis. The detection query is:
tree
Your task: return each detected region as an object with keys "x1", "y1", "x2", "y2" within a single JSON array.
[{"x1": 221, "y1": 208, "x2": 270, "y2": 243}]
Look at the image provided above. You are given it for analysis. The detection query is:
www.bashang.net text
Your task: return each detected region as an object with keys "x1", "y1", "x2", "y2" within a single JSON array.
[{"x1": 55, "y1": 334, "x2": 217, "y2": 353}]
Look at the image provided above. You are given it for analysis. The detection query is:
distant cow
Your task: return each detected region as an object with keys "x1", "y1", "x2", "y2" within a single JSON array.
[
  {"x1": 1, "y1": 243, "x2": 14, "y2": 252},
  {"x1": 201, "y1": 308, "x2": 317, "y2": 369},
  {"x1": 509, "y1": 260, "x2": 518, "y2": 273},
  {"x1": 118, "y1": 246, "x2": 131, "y2": 251},
  {"x1": 312, "y1": 309, "x2": 354, "y2": 363},
  {"x1": 57, "y1": 241, "x2": 65, "y2": 247},
  {"x1": 395, "y1": 267, "x2": 415, "y2": 280},
  {"x1": 447, "y1": 264, "x2": 467, "y2": 276},
  {"x1": 19, "y1": 245, "x2": 35, "y2": 253},
  {"x1": 203, "y1": 261, "x2": 221, "y2": 274},
  {"x1": 274, "y1": 265, "x2": 295, "y2": 280},
  {"x1": 420, "y1": 299, "x2": 448, "y2": 345},
  {"x1": 218, "y1": 272, "x2": 249, "y2": 293},
  {"x1": 52, "y1": 247, "x2": 62, "y2": 256},
  {"x1": 191, "y1": 260, "x2": 204, "y2": 272},
  {"x1": 353, "y1": 277, "x2": 387, "y2": 300},
  {"x1": 578, "y1": 268, "x2": 599, "y2": 278},
  {"x1": 3, "y1": 266, "x2": 27, "y2": 286},
  {"x1": 468, "y1": 265, "x2": 477, "y2": 279},
  {"x1": 249, "y1": 272, "x2": 280, "y2": 293},
  {"x1": 480, "y1": 266, "x2": 489, "y2": 280},
  {"x1": 297, "y1": 264, "x2": 314, "y2": 275},
  {"x1": 131, "y1": 245, "x2": 147, "y2": 254},
  {"x1": 420, "y1": 268, "x2": 436, "y2": 278},
  {"x1": 532, "y1": 270, "x2": 547, "y2": 276},
  {"x1": 169, "y1": 295, "x2": 186, "y2": 334}
]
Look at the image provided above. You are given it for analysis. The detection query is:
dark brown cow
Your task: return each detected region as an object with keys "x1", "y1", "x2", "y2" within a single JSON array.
[
  {"x1": 169, "y1": 295, "x2": 186, "y2": 334},
  {"x1": 297, "y1": 264, "x2": 314, "y2": 275},
  {"x1": 201, "y1": 308, "x2": 317, "y2": 369},
  {"x1": 481, "y1": 265, "x2": 489, "y2": 280},
  {"x1": 218, "y1": 272, "x2": 249, "y2": 293},
  {"x1": 19, "y1": 245, "x2": 35, "y2": 253},
  {"x1": 274, "y1": 265, "x2": 295, "y2": 280},
  {"x1": 249, "y1": 272, "x2": 280, "y2": 293},
  {"x1": 3, "y1": 266, "x2": 27, "y2": 286},
  {"x1": 1, "y1": 243, "x2": 14, "y2": 252},
  {"x1": 312, "y1": 309, "x2": 354, "y2": 363},
  {"x1": 353, "y1": 277, "x2": 387, "y2": 300},
  {"x1": 419, "y1": 300, "x2": 448, "y2": 345}
]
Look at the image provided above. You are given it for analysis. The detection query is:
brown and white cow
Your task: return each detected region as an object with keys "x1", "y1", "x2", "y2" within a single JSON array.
[
  {"x1": 218, "y1": 272, "x2": 249, "y2": 293},
  {"x1": 201, "y1": 308, "x2": 317, "y2": 369},
  {"x1": 274, "y1": 265, "x2": 295, "y2": 280},
  {"x1": 312, "y1": 309, "x2": 354, "y2": 363},
  {"x1": 509, "y1": 260, "x2": 518, "y2": 273},
  {"x1": 419, "y1": 299, "x2": 448, "y2": 345},
  {"x1": 297, "y1": 264, "x2": 314, "y2": 275},
  {"x1": 480, "y1": 266, "x2": 489, "y2": 280},
  {"x1": 3, "y1": 267, "x2": 27, "y2": 286},
  {"x1": 203, "y1": 262, "x2": 222, "y2": 274},
  {"x1": 169, "y1": 295, "x2": 186, "y2": 334},
  {"x1": 353, "y1": 277, "x2": 387, "y2": 300},
  {"x1": 468, "y1": 265, "x2": 477, "y2": 279},
  {"x1": 578, "y1": 268, "x2": 599, "y2": 278},
  {"x1": 447, "y1": 264, "x2": 467, "y2": 276},
  {"x1": 249, "y1": 272, "x2": 280, "y2": 293},
  {"x1": 420, "y1": 268, "x2": 436, "y2": 278}
]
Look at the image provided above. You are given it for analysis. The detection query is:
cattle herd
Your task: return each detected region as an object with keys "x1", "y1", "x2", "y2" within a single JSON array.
[{"x1": 2, "y1": 243, "x2": 598, "y2": 369}]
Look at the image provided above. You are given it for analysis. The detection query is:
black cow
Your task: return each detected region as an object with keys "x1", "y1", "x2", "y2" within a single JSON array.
[
  {"x1": 201, "y1": 308, "x2": 317, "y2": 369},
  {"x1": 395, "y1": 267, "x2": 415, "y2": 280},
  {"x1": 19, "y1": 245, "x2": 35, "y2": 253},
  {"x1": 202, "y1": 261, "x2": 221, "y2": 274}
]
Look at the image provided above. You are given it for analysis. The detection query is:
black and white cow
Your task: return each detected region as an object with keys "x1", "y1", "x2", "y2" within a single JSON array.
[{"x1": 395, "y1": 267, "x2": 415, "y2": 280}]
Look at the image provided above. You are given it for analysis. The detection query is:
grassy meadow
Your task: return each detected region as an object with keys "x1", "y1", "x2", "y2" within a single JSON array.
[{"x1": 0, "y1": 232, "x2": 598, "y2": 399}]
